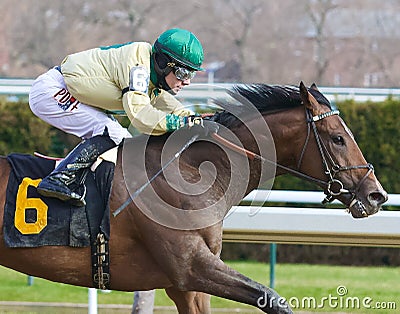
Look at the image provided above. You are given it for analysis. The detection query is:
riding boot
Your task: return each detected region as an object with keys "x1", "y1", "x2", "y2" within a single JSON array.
[{"x1": 37, "y1": 133, "x2": 116, "y2": 207}]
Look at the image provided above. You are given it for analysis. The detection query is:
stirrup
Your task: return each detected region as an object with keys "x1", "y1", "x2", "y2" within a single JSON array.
[{"x1": 37, "y1": 179, "x2": 87, "y2": 207}]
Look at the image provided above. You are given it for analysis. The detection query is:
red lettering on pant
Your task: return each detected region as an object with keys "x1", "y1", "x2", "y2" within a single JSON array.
[{"x1": 54, "y1": 89, "x2": 80, "y2": 111}]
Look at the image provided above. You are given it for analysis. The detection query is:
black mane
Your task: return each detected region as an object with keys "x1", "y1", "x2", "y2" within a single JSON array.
[{"x1": 211, "y1": 84, "x2": 331, "y2": 127}]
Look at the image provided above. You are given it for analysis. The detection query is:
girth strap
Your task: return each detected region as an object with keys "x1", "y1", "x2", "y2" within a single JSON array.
[{"x1": 92, "y1": 233, "x2": 110, "y2": 290}]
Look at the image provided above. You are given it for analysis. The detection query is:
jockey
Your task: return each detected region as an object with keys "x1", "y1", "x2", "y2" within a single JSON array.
[{"x1": 29, "y1": 28, "x2": 215, "y2": 206}]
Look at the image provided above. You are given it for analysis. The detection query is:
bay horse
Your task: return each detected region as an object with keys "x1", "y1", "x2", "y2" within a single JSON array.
[{"x1": 0, "y1": 82, "x2": 387, "y2": 314}]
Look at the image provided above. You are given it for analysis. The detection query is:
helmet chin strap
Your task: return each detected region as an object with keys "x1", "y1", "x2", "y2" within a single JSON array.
[{"x1": 151, "y1": 52, "x2": 175, "y2": 94}]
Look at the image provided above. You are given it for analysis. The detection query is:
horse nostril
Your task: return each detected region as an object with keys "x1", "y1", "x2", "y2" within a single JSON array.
[{"x1": 368, "y1": 191, "x2": 388, "y2": 206}]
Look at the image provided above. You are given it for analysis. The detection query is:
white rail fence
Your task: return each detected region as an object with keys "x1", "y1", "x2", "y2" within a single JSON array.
[{"x1": 224, "y1": 190, "x2": 400, "y2": 247}]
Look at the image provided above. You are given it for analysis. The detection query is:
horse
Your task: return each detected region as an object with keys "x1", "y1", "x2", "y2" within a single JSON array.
[{"x1": 0, "y1": 82, "x2": 387, "y2": 314}]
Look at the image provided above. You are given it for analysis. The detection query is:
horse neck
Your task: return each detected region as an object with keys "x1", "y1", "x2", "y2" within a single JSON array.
[
  {"x1": 224, "y1": 106, "x2": 308, "y2": 191},
  {"x1": 263, "y1": 106, "x2": 308, "y2": 174}
]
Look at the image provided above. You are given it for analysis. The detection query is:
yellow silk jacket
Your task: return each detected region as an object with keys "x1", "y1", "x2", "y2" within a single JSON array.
[{"x1": 60, "y1": 42, "x2": 192, "y2": 135}]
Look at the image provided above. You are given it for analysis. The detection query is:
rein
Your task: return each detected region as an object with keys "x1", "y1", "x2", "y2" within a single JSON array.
[
  {"x1": 212, "y1": 108, "x2": 374, "y2": 206},
  {"x1": 210, "y1": 133, "x2": 263, "y2": 161},
  {"x1": 211, "y1": 133, "x2": 327, "y2": 187},
  {"x1": 211, "y1": 132, "x2": 321, "y2": 183}
]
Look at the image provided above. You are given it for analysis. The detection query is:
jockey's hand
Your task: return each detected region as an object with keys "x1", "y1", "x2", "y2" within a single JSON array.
[
  {"x1": 183, "y1": 115, "x2": 204, "y2": 127},
  {"x1": 183, "y1": 115, "x2": 219, "y2": 136}
]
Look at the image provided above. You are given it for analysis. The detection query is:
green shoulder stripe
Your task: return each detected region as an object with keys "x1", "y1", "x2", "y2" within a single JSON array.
[{"x1": 100, "y1": 42, "x2": 134, "y2": 50}]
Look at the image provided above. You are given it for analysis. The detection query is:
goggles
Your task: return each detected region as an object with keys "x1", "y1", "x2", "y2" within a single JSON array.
[{"x1": 173, "y1": 66, "x2": 196, "y2": 81}]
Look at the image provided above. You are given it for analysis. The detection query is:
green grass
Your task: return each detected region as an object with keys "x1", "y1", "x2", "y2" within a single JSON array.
[{"x1": 0, "y1": 262, "x2": 399, "y2": 313}]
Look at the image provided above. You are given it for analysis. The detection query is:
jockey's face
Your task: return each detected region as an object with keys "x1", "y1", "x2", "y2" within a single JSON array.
[{"x1": 165, "y1": 71, "x2": 191, "y2": 94}]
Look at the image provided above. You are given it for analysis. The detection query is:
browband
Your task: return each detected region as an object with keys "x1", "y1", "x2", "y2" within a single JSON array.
[{"x1": 312, "y1": 110, "x2": 340, "y2": 122}]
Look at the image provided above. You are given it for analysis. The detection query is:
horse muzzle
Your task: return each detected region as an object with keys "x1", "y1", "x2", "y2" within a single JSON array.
[
  {"x1": 322, "y1": 167, "x2": 388, "y2": 218},
  {"x1": 346, "y1": 190, "x2": 388, "y2": 218}
]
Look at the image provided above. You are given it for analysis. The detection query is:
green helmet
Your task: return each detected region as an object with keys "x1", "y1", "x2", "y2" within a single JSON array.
[{"x1": 153, "y1": 28, "x2": 204, "y2": 71}]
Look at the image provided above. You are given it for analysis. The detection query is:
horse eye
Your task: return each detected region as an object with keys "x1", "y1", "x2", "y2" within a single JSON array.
[{"x1": 332, "y1": 135, "x2": 345, "y2": 145}]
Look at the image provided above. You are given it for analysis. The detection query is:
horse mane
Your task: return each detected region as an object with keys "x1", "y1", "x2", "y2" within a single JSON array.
[{"x1": 211, "y1": 84, "x2": 331, "y2": 127}]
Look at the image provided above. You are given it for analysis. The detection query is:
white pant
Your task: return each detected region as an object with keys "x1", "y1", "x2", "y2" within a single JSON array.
[{"x1": 29, "y1": 68, "x2": 131, "y2": 145}]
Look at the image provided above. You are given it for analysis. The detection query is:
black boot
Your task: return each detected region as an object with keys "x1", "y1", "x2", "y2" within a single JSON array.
[{"x1": 37, "y1": 134, "x2": 116, "y2": 206}]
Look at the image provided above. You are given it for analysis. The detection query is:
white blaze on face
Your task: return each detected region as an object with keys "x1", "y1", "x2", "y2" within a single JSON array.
[{"x1": 339, "y1": 117, "x2": 355, "y2": 141}]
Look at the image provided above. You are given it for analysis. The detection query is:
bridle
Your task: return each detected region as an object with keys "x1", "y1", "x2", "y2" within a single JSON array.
[
  {"x1": 299, "y1": 108, "x2": 374, "y2": 205},
  {"x1": 211, "y1": 108, "x2": 375, "y2": 207}
]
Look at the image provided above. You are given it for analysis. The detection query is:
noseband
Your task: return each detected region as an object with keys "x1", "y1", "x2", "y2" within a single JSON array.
[{"x1": 211, "y1": 108, "x2": 374, "y2": 207}]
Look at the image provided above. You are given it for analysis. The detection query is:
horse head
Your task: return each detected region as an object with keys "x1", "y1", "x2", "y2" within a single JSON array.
[
  {"x1": 214, "y1": 81, "x2": 387, "y2": 219},
  {"x1": 295, "y1": 81, "x2": 387, "y2": 217}
]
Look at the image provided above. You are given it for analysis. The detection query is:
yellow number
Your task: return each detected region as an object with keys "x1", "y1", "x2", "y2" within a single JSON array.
[{"x1": 15, "y1": 177, "x2": 48, "y2": 234}]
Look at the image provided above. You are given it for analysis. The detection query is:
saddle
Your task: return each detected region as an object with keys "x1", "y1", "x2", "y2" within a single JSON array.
[{"x1": 3, "y1": 148, "x2": 118, "y2": 289}]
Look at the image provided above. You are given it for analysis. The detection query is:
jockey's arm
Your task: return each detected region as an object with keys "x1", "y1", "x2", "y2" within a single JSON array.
[{"x1": 122, "y1": 91, "x2": 193, "y2": 135}]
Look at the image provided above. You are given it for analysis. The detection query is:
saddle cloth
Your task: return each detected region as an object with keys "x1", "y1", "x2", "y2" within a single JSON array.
[{"x1": 3, "y1": 151, "x2": 116, "y2": 248}]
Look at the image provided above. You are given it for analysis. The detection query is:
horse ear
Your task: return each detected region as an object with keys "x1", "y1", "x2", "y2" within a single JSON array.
[
  {"x1": 299, "y1": 81, "x2": 324, "y2": 115},
  {"x1": 310, "y1": 83, "x2": 319, "y2": 91}
]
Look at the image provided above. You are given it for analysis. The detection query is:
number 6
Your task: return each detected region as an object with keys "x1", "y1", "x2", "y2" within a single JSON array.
[
  {"x1": 129, "y1": 66, "x2": 149, "y2": 93},
  {"x1": 15, "y1": 177, "x2": 48, "y2": 234}
]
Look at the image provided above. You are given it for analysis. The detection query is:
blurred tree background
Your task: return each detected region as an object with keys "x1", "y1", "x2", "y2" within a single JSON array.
[
  {"x1": 0, "y1": 96, "x2": 80, "y2": 156},
  {"x1": 2, "y1": 0, "x2": 400, "y2": 87},
  {"x1": 0, "y1": 97, "x2": 54, "y2": 155}
]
